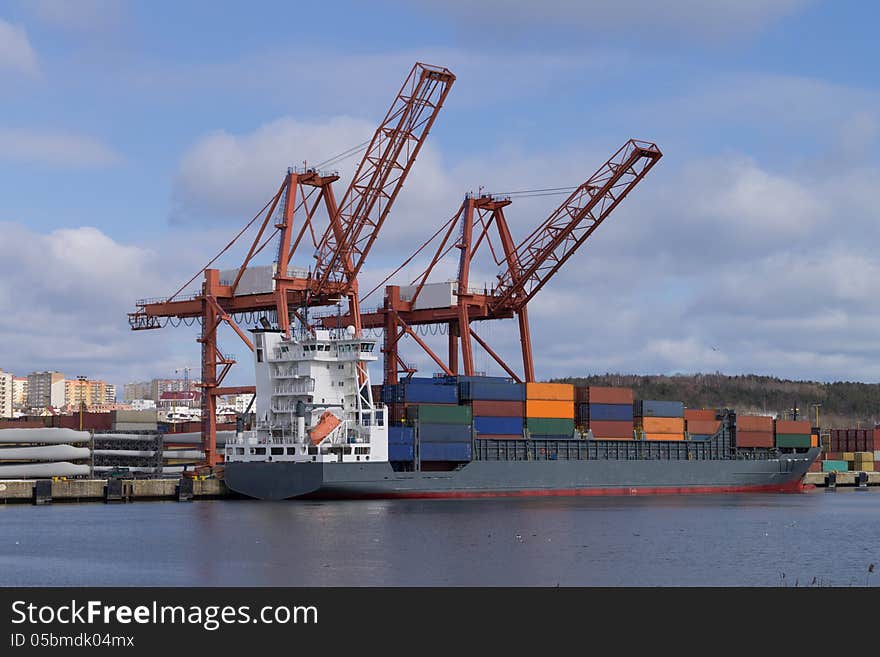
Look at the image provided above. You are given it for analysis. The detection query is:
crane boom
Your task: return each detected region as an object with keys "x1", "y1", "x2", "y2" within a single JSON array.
[
  {"x1": 311, "y1": 62, "x2": 455, "y2": 295},
  {"x1": 490, "y1": 139, "x2": 662, "y2": 312}
]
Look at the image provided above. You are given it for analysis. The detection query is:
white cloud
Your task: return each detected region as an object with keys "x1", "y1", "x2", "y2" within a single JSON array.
[
  {"x1": 0, "y1": 129, "x2": 121, "y2": 167},
  {"x1": 0, "y1": 222, "x2": 202, "y2": 384},
  {"x1": 172, "y1": 116, "x2": 378, "y2": 222},
  {"x1": 23, "y1": 0, "x2": 123, "y2": 31},
  {"x1": 403, "y1": 0, "x2": 810, "y2": 40},
  {"x1": 0, "y1": 18, "x2": 39, "y2": 76}
]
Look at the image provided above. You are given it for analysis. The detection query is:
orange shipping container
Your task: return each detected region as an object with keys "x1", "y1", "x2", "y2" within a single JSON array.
[
  {"x1": 810, "y1": 434, "x2": 819, "y2": 448},
  {"x1": 686, "y1": 419, "x2": 721, "y2": 435},
  {"x1": 737, "y1": 415, "x2": 773, "y2": 432},
  {"x1": 643, "y1": 432, "x2": 685, "y2": 441},
  {"x1": 586, "y1": 386, "x2": 634, "y2": 405},
  {"x1": 640, "y1": 417, "x2": 685, "y2": 434},
  {"x1": 776, "y1": 420, "x2": 811, "y2": 434},
  {"x1": 684, "y1": 409, "x2": 717, "y2": 421},
  {"x1": 525, "y1": 399, "x2": 574, "y2": 419},
  {"x1": 526, "y1": 382, "x2": 574, "y2": 401}
]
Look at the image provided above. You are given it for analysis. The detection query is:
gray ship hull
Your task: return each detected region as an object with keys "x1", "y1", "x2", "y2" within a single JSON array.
[{"x1": 223, "y1": 448, "x2": 821, "y2": 501}]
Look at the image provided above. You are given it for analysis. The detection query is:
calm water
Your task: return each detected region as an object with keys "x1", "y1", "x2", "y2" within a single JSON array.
[{"x1": 1, "y1": 489, "x2": 879, "y2": 586}]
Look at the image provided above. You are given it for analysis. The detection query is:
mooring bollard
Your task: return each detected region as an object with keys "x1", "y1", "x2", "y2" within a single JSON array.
[
  {"x1": 855, "y1": 471, "x2": 868, "y2": 491},
  {"x1": 825, "y1": 471, "x2": 837, "y2": 491},
  {"x1": 176, "y1": 477, "x2": 194, "y2": 502}
]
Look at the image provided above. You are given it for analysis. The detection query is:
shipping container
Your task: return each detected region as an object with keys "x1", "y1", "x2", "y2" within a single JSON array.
[
  {"x1": 639, "y1": 417, "x2": 685, "y2": 434},
  {"x1": 588, "y1": 420, "x2": 634, "y2": 439},
  {"x1": 403, "y1": 383, "x2": 458, "y2": 404},
  {"x1": 737, "y1": 415, "x2": 774, "y2": 432},
  {"x1": 459, "y1": 381, "x2": 524, "y2": 402},
  {"x1": 859, "y1": 462, "x2": 875, "y2": 471},
  {"x1": 525, "y1": 399, "x2": 574, "y2": 419},
  {"x1": 525, "y1": 382, "x2": 574, "y2": 401},
  {"x1": 775, "y1": 420, "x2": 811, "y2": 434},
  {"x1": 842, "y1": 452, "x2": 855, "y2": 461},
  {"x1": 388, "y1": 443, "x2": 414, "y2": 462},
  {"x1": 775, "y1": 434, "x2": 811, "y2": 448},
  {"x1": 634, "y1": 400, "x2": 684, "y2": 418},
  {"x1": 471, "y1": 400, "x2": 524, "y2": 417},
  {"x1": 875, "y1": 450, "x2": 880, "y2": 461},
  {"x1": 473, "y1": 416, "x2": 524, "y2": 436},
  {"x1": 419, "y1": 442, "x2": 472, "y2": 462},
  {"x1": 810, "y1": 434, "x2": 819, "y2": 448},
  {"x1": 643, "y1": 432, "x2": 685, "y2": 441},
  {"x1": 526, "y1": 417, "x2": 575, "y2": 436},
  {"x1": 388, "y1": 426, "x2": 414, "y2": 445},
  {"x1": 687, "y1": 434, "x2": 713, "y2": 441},
  {"x1": 684, "y1": 409, "x2": 718, "y2": 421},
  {"x1": 822, "y1": 460, "x2": 848, "y2": 472},
  {"x1": 585, "y1": 403, "x2": 633, "y2": 422},
  {"x1": 686, "y1": 419, "x2": 721, "y2": 436},
  {"x1": 407, "y1": 404, "x2": 472, "y2": 425},
  {"x1": 584, "y1": 386, "x2": 634, "y2": 405},
  {"x1": 735, "y1": 431, "x2": 774, "y2": 448},
  {"x1": 417, "y1": 423, "x2": 472, "y2": 443}
]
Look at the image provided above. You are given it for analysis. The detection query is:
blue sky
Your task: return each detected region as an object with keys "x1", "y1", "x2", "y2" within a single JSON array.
[{"x1": 1, "y1": 0, "x2": 880, "y2": 389}]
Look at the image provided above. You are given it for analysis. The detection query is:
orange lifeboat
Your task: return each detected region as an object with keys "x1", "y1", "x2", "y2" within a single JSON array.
[{"x1": 309, "y1": 411, "x2": 341, "y2": 446}]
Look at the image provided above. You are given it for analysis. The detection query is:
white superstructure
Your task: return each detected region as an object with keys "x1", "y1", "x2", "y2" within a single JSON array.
[{"x1": 224, "y1": 326, "x2": 388, "y2": 464}]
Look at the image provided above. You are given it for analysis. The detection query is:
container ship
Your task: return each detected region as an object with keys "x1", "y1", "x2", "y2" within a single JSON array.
[{"x1": 222, "y1": 327, "x2": 820, "y2": 500}]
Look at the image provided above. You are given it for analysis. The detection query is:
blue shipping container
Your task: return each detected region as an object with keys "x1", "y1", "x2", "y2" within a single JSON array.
[
  {"x1": 388, "y1": 426, "x2": 414, "y2": 445},
  {"x1": 586, "y1": 403, "x2": 633, "y2": 421},
  {"x1": 459, "y1": 381, "x2": 524, "y2": 402},
  {"x1": 382, "y1": 384, "x2": 403, "y2": 403},
  {"x1": 440, "y1": 375, "x2": 515, "y2": 385},
  {"x1": 418, "y1": 423, "x2": 472, "y2": 443},
  {"x1": 634, "y1": 400, "x2": 685, "y2": 418},
  {"x1": 388, "y1": 443, "x2": 414, "y2": 461},
  {"x1": 473, "y1": 416, "x2": 524, "y2": 435},
  {"x1": 420, "y1": 442, "x2": 472, "y2": 462},
  {"x1": 404, "y1": 383, "x2": 458, "y2": 404}
]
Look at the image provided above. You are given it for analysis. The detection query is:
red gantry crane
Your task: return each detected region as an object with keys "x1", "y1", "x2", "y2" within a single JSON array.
[
  {"x1": 129, "y1": 62, "x2": 456, "y2": 468},
  {"x1": 320, "y1": 139, "x2": 662, "y2": 385}
]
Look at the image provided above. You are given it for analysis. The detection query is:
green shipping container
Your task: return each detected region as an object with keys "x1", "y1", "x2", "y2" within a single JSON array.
[
  {"x1": 407, "y1": 403, "x2": 472, "y2": 425},
  {"x1": 775, "y1": 433, "x2": 811, "y2": 448},
  {"x1": 527, "y1": 417, "x2": 575, "y2": 436},
  {"x1": 822, "y1": 460, "x2": 849, "y2": 472}
]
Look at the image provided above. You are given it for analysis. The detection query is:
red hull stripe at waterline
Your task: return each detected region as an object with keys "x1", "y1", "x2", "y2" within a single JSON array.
[{"x1": 309, "y1": 479, "x2": 807, "y2": 500}]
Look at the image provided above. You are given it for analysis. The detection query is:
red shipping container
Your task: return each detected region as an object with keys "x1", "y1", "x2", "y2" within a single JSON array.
[
  {"x1": 736, "y1": 430, "x2": 774, "y2": 448},
  {"x1": 808, "y1": 461, "x2": 822, "y2": 473},
  {"x1": 737, "y1": 415, "x2": 773, "y2": 432},
  {"x1": 686, "y1": 419, "x2": 721, "y2": 435},
  {"x1": 685, "y1": 409, "x2": 718, "y2": 421},
  {"x1": 776, "y1": 420, "x2": 811, "y2": 434},
  {"x1": 586, "y1": 386, "x2": 634, "y2": 405},
  {"x1": 471, "y1": 400, "x2": 524, "y2": 417},
  {"x1": 588, "y1": 420, "x2": 634, "y2": 439}
]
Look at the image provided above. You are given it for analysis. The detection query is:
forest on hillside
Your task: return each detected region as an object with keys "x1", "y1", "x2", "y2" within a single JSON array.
[{"x1": 554, "y1": 373, "x2": 880, "y2": 429}]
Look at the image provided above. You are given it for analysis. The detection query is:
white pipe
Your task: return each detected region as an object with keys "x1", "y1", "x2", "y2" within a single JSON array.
[
  {"x1": 0, "y1": 462, "x2": 90, "y2": 478},
  {"x1": 0, "y1": 445, "x2": 90, "y2": 462},
  {"x1": 0, "y1": 428, "x2": 90, "y2": 444},
  {"x1": 92, "y1": 449, "x2": 204, "y2": 459}
]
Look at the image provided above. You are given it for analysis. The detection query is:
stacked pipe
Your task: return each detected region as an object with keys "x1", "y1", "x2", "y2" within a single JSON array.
[
  {"x1": 0, "y1": 428, "x2": 91, "y2": 478},
  {"x1": 525, "y1": 383, "x2": 575, "y2": 440},
  {"x1": 635, "y1": 400, "x2": 685, "y2": 441}
]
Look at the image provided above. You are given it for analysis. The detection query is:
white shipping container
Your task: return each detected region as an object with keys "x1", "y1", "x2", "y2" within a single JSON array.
[
  {"x1": 219, "y1": 264, "x2": 276, "y2": 295},
  {"x1": 398, "y1": 281, "x2": 456, "y2": 310}
]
